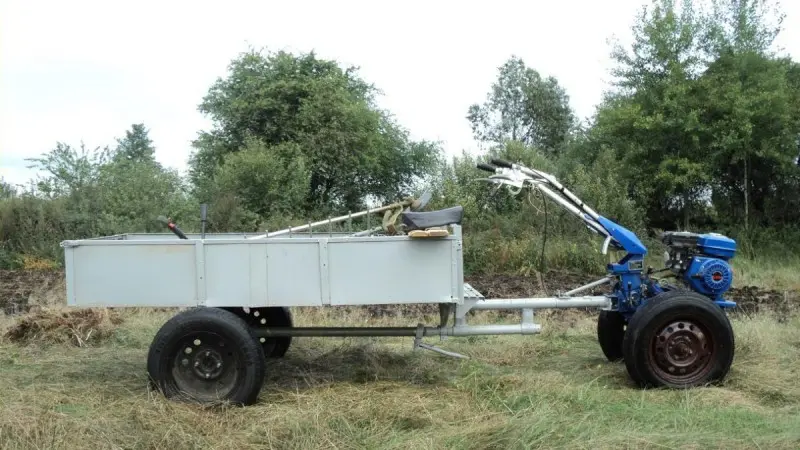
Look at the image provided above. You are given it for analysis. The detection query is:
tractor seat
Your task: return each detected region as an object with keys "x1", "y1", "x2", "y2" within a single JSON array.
[{"x1": 401, "y1": 205, "x2": 464, "y2": 231}]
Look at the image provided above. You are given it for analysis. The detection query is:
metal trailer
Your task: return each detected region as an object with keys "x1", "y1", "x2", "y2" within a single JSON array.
[{"x1": 60, "y1": 158, "x2": 739, "y2": 406}]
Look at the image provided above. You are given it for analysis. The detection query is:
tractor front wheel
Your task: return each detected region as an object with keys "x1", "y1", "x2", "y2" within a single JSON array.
[
  {"x1": 622, "y1": 290, "x2": 735, "y2": 389},
  {"x1": 597, "y1": 310, "x2": 626, "y2": 362}
]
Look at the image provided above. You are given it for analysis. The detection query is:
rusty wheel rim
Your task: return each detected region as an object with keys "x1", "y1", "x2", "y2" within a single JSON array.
[{"x1": 650, "y1": 319, "x2": 714, "y2": 385}]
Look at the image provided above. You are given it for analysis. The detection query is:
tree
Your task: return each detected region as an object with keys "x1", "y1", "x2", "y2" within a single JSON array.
[
  {"x1": 467, "y1": 56, "x2": 576, "y2": 154},
  {"x1": 188, "y1": 48, "x2": 442, "y2": 217},
  {"x1": 113, "y1": 123, "x2": 156, "y2": 163},
  {"x1": 590, "y1": 0, "x2": 712, "y2": 229}
]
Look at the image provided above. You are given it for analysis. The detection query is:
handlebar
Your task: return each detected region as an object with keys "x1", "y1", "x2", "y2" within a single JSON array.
[
  {"x1": 473, "y1": 157, "x2": 619, "y2": 252},
  {"x1": 477, "y1": 162, "x2": 498, "y2": 173},
  {"x1": 490, "y1": 158, "x2": 513, "y2": 169}
]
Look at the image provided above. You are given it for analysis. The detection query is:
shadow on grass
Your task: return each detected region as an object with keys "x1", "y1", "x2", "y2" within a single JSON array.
[{"x1": 260, "y1": 341, "x2": 462, "y2": 392}]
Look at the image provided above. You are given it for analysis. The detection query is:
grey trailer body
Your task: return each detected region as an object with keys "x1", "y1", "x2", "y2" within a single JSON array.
[{"x1": 61, "y1": 228, "x2": 466, "y2": 309}]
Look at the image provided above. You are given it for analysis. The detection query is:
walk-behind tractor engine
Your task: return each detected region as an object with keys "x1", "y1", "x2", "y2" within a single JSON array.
[
  {"x1": 661, "y1": 231, "x2": 736, "y2": 304},
  {"x1": 60, "y1": 157, "x2": 739, "y2": 406}
]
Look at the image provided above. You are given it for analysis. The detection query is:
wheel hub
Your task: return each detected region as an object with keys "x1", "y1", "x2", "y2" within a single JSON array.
[
  {"x1": 652, "y1": 320, "x2": 713, "y2": 381},
  {"x1": 170, "y1": 332, "x2": 240, "y2": 402},
  {"x1": 191, "y1": 349, "x2": 225, "y2": 380}
]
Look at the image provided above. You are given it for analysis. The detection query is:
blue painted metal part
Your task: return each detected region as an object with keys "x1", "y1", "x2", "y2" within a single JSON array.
[
  {"x1": 595, "y1": 216, "x2": 738, "y2": 318},
  {"x1": 594, "y1": 216, "x2": 648, "y2": 318},
  {"x1": 696, "y1": 233, "x2": 737, "y2": 260}
]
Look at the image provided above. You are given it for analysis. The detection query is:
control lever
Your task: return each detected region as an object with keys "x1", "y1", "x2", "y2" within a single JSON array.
[{"x1": 157, "y1": 216, "x2": 188, "y2": 240}]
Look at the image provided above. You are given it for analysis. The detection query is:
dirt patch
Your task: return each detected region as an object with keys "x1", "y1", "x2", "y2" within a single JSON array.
[
  {"x1": 727, "y1": 286, "x2": 798, "y2": 318},
  {"x1": 466, "y1": 271, "x2": 612, "y2": 298},
  {"x1": 0, "y1": 269, "x2": 65, "y2": 314},
  {"x1": 4, "y1": 308, "x2": 124, "y2": 347}
]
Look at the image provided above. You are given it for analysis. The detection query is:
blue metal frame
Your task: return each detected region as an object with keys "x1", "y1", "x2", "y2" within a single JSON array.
[{"x1": 597, "y1": 216, "x2": 738, "y2": 319}]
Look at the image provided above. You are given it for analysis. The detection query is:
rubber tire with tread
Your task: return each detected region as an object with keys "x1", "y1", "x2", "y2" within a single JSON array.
[
  {"x1": 266, "y1": 307, "x2": 293, "y2": 358},
  {"x1": 622, "y1": 290, "x2": 734, "y2": 389},
  {"x1": 597, "y1": 310, "x2": 626, "y2": 362},
  {"x1": 221, "y1": 307, "x2": 293, "y2": 358},
  {"x1": 147, "y1": 307, "x2": 266, "y2": 406}
]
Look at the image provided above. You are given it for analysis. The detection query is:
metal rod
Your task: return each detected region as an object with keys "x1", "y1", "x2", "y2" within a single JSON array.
[
  {"x1": 469, "y1": 296, "x2": 611, "y2": 310},
  {"x1": 252, "y1": 327, "x2": 428, "y2": 337},
  {"x1": 561, "y1": 277, "x2": 614, "y2": 297},
  {"x1": 350, "y1": 226, "x2": 383, "y2": 237},
  {"x1": 451, "y1": 323, "x2": 541, "y2": 336},
  {"x1": 248, "y1": 199, "x2": 413, "y2": 239},
  {"x1": 514, "y1": 164, "x2": 601, "y2": 220},
  {"x1": 200, "y1": 204, "x2": 207, "y2": 239},
  {"x1": 532, "y1": 182, "x2": 610, "y2": 238},
  {"x1": 250, "y1": 324, "x2": 544, "y2": 338}
]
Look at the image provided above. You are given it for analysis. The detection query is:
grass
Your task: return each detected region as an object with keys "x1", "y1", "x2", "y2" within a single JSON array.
[
  {"x1": 730, "y1": 255, "x2": 800, "y2": 291},
  {"x1": 0, "y1": 306, "x2": 798, "y2": 449}
]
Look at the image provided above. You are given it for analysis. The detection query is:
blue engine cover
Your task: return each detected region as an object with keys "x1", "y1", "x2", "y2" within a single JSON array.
[
  {"x1": 685, "y1": 256, "x2": 734, "y2": 298},
  {"x1": 696, "y1": 233, "x2": 737, "y2": 260}
]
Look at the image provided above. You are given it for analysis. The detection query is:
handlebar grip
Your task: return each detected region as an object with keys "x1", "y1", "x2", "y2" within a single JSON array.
[
  {"x1": 490, "y1": 158, "x2": 513, "y2": 169},
  {"x1": 158, "y1": 215, "x2": 189, "y2": 240},
  {"x1": 477, "y1": 162, "x2": 497, "y2": 173}
]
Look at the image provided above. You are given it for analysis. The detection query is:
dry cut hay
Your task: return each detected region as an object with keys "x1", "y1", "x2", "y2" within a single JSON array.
[{"x1": 4, "y1": 308, "x2": 124, "y2": 347}]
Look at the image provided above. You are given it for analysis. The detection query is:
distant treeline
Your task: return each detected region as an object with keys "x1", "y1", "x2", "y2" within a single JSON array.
[{"x1": 2, "y1": 0, "x2": 799, "y2": 272}]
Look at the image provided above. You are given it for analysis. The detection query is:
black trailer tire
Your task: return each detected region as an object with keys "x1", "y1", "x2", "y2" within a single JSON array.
[
  {"x1": 622, "y1": 290, "x2": 734, "y2": 389},
  {"x1": 597, "y1": 310, "x2": 626, "y2": 362},
  {"x1": 222, "y1": 307, "x2": 293, "y2": 358},
  {"x1": 147, "y1": 307, "x2": 266, "y2": 406},
  {"x1": 265, "y1": 307, "x2": 293, "y2": 358}
]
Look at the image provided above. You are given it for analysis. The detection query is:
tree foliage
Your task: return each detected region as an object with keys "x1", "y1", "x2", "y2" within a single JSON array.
[
  {"x1": 188, "y1": 49, "x2": 442, "y2": 216},
  {"x1": 467, "y1": 56, "x2": 576, "y2": 154},
  {"x1": 3, "y1": 0, "x2": 800, "y2": 272}
]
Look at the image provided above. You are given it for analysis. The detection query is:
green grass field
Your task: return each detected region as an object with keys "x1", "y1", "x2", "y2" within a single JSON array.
[{"x1": 0, "y1": 305, "x2": 798, "y2": 449}]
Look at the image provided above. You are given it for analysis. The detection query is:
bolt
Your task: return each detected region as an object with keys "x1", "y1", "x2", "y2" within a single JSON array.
[
  {"x1": 217, "y1": 362, "x2": 222, "y2": 368},
  {"x1": 205, "y1": 373, "x2": 210, "y2": 379}
]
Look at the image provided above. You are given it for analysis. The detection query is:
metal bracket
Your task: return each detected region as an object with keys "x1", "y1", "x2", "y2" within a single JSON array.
[{"x1": 412, "y1": 323, "x2": 469, "y2": 359}]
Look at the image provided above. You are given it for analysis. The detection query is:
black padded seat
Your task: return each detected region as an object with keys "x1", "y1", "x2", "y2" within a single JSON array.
[{"x1": 401, "y1": 205, "x2": 464, "y2": 231}]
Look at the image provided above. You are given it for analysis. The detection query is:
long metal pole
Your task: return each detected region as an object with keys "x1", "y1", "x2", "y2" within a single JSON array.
[
  {"x1": 247, "y1": 200, "x2": 411, "y2": 239},
  {"x1": 249, "y1": 325, "x2": 544, "y2": 338},
  {"x1": 469, "y1": 296, "x2": 611, "y2": 310}
]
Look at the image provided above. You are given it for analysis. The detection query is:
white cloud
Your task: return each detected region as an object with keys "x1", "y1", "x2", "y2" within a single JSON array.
[{"x1": 1, "y1": 0, "x2": 798, "y2": 186}]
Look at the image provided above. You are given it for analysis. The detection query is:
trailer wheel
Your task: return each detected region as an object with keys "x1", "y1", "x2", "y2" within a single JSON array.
[
  {"x1": 622, "y1": 290, "x2": 734, "y2": 389},
  {"x1": 597, "y1": 310, "x2": 626, "y2": 362},
  {"x1": 147, "y1": 307, "x2": 266, "y2": 406},
  {"x1": 264, "y1": 307, "x2": 293, "y2": 358},
  {"x1": 222, "y1": 307, "x2": 293, "y2": 358}
]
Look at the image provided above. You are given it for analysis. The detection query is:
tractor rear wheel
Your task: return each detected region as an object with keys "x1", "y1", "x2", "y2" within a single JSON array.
[
  {"x1": 597, "y1": 310, "x2": 626, "y2": 362},
  {"x1": 147, "y1": 307, "x2": 266, "y2": 406},
  {"x1": 622, "y1": 290, "x2": 734, "y2": 388}
]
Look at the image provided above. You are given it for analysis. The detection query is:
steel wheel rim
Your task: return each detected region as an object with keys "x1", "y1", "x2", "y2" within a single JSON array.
[
  {"x1": 169, "y1": 331, "x2": 242, "y2": 402},
  {"x1": 649, "y1": 318, "x2": 714, "y2": 385}
]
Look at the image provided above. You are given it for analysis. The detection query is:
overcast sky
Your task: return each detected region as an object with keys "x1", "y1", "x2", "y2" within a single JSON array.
[{"x1": 2, "y1": 0, "x2": 799, "y2": 187}]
